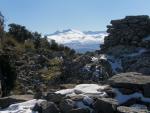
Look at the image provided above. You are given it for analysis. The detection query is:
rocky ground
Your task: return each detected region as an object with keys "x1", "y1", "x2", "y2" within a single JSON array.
[
  {"x1": 0, "y1": 15, "x2": 150, "y2": 113},
  {"x1": 0, "y1": 72, "x2": 150, "y2": 113}
]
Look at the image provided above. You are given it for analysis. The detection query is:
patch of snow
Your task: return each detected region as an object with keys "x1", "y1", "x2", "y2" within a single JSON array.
[
  {"x1": 83, "y1": 96, "x2": 94, "y2": 106},
  {"x1": 55, "y1": 84, "x2": 108, "y2": 113},
  {"x1": 108, "y1": 58, "x2": 122, "y2": 74},
  {"x1": 91, "y1": 57, "x2": 99, "y2": 62},
  {"x1": 100, "y1": 55, "x2": 123, "y2": 74},
  {"x1": 114, "y1": 88, "x2": 150, "y2": 104},
  {"x1": 55, "y1": 88, "x2": 74, "y2": 95},
  {"x1": 0, "y1": 99, "x2": 44, "y2": 113},
  {"x1": 56, "y1": 84, "x2": 107, "y2": 97},
  {"x1": 74, "y1": 84, "x2": 107, "y2": 95}
]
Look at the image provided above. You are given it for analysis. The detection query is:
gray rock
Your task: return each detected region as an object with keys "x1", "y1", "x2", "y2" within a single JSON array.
[
  {"x1": 59, "y1": 99, "x2": 75, "y2": 113},
  {"x1": 32, "y1": 100, "x2": 60, "y2": 113},
  {"x1": 108, "y1": 72, "x2": 150, "y2": 88},
  {"x1": 93, "y1": 98, "x2": 119, "y2": 113},
  {"x1": 108, "y1": 72, "x2": 150, "y2": 97},
  {"x1": 45, "y1": 92, "x2": 63, "y2": 103},
  {"x1": 117, "y1": 106, "x2": 149, "y2": 113}
]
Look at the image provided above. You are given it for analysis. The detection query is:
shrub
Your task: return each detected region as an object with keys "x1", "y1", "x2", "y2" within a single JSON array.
[
  {"x1": 1, "y1": 36, "x2": 19, "y2": 48},
  {"x1": 24, "y1": 39, "x2": 35, "y2": 50}
]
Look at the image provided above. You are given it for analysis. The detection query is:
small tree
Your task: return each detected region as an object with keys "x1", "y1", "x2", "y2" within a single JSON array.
[
  {"x1": 8, "y1": 23, "x2": 33, "y2": 42},
  {"x1": 40, "y1": 36, "x2": 51, "y2": 49},
  {"x1": 50, "y1": 39, "x2": 58, "y2": 50},
  {"x1": 33, "y1": 32, "x2": 41, "y2": 49}
]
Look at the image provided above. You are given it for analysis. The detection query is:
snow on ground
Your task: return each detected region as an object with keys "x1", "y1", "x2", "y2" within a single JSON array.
[
  {"x1": 56, "y1": 84, "x2": 108, "y2": 113},
  {"x1": 91, "y1": 57, "x2": 99, "y2": 62},
  {"x1": 114, "y1": 88, "x2": 150, "y2": 104},
  {"x1": 0, "y1": 99, "x2": 44, "y2": 113},
  {"x1": 1, "y1": 84, "x2": 150, "y2": 113},
  {"x1": 100, "y1": 55, "x2": 123, "y2": 74},
  {"x1": 55, "y1": 84, "x2": 107, "y2": 97}
]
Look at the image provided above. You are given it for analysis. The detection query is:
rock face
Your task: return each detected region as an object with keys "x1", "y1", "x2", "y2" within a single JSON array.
[
  {"x1": 108, "y1": 72, "x2": 150, "y2": 97},
  {"x1": 100, "y1": 15, "x2": 150, "y2": 76}
]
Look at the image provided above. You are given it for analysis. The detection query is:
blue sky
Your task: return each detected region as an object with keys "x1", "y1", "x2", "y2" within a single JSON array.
[{"x1": 0, "y1": 0, "x2": 150, "y2": 34}]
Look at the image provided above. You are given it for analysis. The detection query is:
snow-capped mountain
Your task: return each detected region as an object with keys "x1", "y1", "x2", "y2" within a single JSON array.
[{"x1": 47, "y1": 29, "x2": 107, "y2": 53}]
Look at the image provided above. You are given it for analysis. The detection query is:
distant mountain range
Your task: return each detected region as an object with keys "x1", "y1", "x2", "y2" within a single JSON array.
[{"x1": 47, "y1": 29, "x2": 107, "y2": 53}]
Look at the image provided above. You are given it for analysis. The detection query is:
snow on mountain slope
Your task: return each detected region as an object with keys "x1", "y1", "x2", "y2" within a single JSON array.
[{"x1": 47, "y1": 29, "x2": 107, "y2": 53}]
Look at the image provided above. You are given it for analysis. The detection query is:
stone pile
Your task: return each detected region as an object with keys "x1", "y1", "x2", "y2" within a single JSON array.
[{"x1": 102, "y1": 15, "x2": 150, "y2": 50}]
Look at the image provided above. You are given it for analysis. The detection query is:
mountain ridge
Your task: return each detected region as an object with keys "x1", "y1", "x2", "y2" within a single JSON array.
[{"x1": 47, "y1": 29, "x2": 107, "y2": 53}]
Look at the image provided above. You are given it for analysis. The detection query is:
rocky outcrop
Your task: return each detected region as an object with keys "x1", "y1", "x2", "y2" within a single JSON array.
[
  {"x1": 100, "y1": 15, "x2": 150, "y2": 75},
  {"x1": 107, "y1": 72, "x2": 150, "y2": 97},
  {"x1": 102, "y1": 15, "x2": 150, "y2": 50}
]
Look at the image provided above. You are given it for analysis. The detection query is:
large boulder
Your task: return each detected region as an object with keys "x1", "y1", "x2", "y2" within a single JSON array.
[
  {"x1": 32, "y1": 100, "x2": 60, "y2": 113},
  {"x1": 107, "y1": 72, "x2": 150, "y2": 97},
  {"x1": 93, "y1": 98, "x2": 119, "y2": 113}
]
